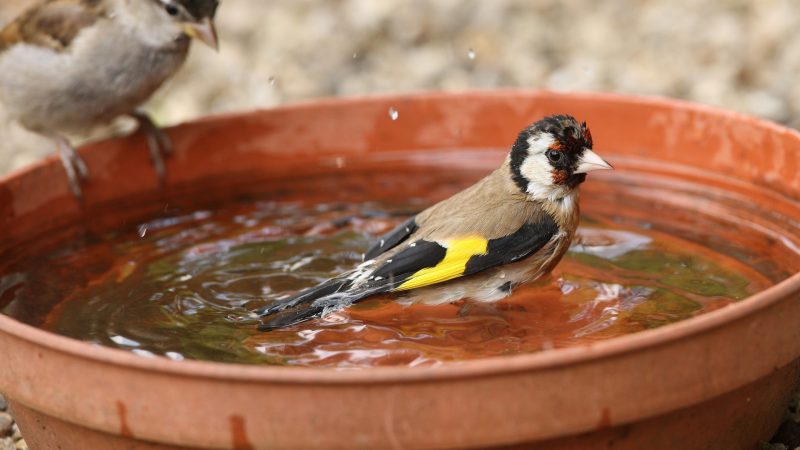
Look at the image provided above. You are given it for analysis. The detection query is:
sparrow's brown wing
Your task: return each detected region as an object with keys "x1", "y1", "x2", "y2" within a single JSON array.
[{"x1": 0, "y1": 0, "x2": 106, "y2": 53}]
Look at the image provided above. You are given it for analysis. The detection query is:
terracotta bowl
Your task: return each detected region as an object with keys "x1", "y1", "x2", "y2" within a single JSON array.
[{"x1": 1, "y1": 91, "x2": 799, "y2": 450}]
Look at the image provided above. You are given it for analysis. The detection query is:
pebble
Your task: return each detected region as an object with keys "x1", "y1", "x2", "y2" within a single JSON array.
[
  {"x1": 0, "y1": 413, "x2": 13, "y2": 437},
  {"x1": 1, "y1": 438, "x2": 15, "y2": 450},
  {"x1": 13, "y1": 440, "x2": 25, "y2": 450}
]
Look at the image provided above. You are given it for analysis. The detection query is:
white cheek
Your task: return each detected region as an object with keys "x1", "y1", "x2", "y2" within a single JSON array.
[
  {"x1": 519, "y1": 133, "x2": 558, "y2": 200},
  {"x1": 520, "y1": 156, "x2": 554, "y2": 195}
]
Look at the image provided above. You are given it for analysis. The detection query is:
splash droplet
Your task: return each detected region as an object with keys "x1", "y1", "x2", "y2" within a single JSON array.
[
  {"x1": 388, "y1": 107, "x2": 399, "y2": 121},
  {"x1": 352, "y1": 52, "x2": 358, "y2": 59},
  {"x1": 268, "y1": 76, "x2": 276, "y2": 86},
  {"x1": 137, "y1": 225, "x2": 148, "y2": 238},
  {"x1": 467, "y1": 48, "x2": 476, "y2": 60}
]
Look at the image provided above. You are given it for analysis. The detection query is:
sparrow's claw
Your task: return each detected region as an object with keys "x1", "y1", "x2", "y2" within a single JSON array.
[
  {"x1": 55, "y1": 136, "x2": 89, "y2": 200},
  {"x1": 132, "y1": 112, "x2": 173, "y2": 185}
]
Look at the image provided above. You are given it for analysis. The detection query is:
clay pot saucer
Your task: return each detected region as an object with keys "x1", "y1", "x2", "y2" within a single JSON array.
[{"x1": 1, "y1": 91, "x2": 799, "y2": 449}]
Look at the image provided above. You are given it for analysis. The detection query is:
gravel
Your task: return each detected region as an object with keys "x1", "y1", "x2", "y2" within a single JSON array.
[
  {"x1": 1, "y1": 0, "x2": 800, "y2": 173},
  {"x1": 0, "y1": 412, "x2": 12, "y2": 437},
  {"x1": 0, "y1": 395, "x2": 24, "y2": 450}
]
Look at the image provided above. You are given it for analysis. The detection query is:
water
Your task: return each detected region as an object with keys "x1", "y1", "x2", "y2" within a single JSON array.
[
  {"x1": 0, "y1": 196, "x2": 771, "y2": 368},
  {"x1": 388, "y1": 107, "x2": 399, "y2": 121}
]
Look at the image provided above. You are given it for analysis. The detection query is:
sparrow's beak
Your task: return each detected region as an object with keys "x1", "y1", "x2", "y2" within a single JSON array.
[
  {"x1": 182, "y1": 18, "x2": 219, "y2": 51},
  {"x1": 575, "y1": 149, "x2": 613, "y2": 174}
]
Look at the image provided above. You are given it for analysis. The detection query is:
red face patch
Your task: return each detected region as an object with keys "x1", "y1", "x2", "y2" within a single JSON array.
[{"x1": 551, "y1": 169, "x2": 568, "y2": 185}]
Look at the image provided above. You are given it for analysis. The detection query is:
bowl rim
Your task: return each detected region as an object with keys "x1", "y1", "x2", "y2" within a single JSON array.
[{"x1": 2, "y1": 89, "x2": 799, "y2": 384}]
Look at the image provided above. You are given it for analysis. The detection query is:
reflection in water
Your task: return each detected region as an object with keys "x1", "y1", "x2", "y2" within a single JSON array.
[{"x1": 1, "y1": 199, "x2": 772, "y2": 368}]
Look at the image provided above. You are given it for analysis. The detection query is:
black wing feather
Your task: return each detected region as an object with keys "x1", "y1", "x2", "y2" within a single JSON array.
[
  {"x1": 364, "y1": 217, "x2": 418, "y2": 260},
  {"x1": 370, "y1": 240, "x2": 447, "y2": 281},
  {"x1": 464, "y1": 216, "x2": 558, "y2": 275}
]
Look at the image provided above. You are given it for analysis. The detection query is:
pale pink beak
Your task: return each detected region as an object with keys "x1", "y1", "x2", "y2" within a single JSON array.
[
  {"x1": 575, "y1": 149, "x2": 613, "y2": 174},
  {"x1": 182, "y1": 18, "x2": 219, "y2": 51}
]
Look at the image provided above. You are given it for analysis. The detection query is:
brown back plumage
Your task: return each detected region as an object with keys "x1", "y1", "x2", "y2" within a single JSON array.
[
  {"x1": 0, "y1": 0, "x2": 106, "y2": 53},
  {"x1": 414, "y1": 158, "x2": 578, "y2": 242}
]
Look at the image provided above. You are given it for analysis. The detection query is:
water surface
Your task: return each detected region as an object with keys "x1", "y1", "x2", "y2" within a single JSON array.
[{"x1": 0, "y1": 195, "x2": 771, "y2": 367}]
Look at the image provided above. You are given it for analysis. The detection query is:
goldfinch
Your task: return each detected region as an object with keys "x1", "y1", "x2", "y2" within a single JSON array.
[
  {"x1": 257, "y1": 114, "x2": 612, "y2": 331},
  {"x1": 0, "y1": 0, "x2": 220, "y2": 199}
]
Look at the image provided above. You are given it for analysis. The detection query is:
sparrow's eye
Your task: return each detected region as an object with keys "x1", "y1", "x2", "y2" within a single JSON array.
[
  {"x1": 546, "y1": 150, "x2": 563, "y2": 164},
  {"x1": 165, "y1": 4, "x2": 180, "y2": 16}
]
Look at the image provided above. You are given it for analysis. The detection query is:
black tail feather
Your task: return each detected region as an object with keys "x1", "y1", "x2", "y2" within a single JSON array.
[
  {"x1": 256, "y1": 279, "x2": 393, "y2": 331},
  {"x1": 258, "y1": 303, "x2": 328, "y2": 331},
  {"x1": 256, "y1": 278, "x2": 352, "y2": 316}
]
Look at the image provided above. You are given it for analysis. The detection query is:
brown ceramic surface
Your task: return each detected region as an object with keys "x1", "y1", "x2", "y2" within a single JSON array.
[{"x1": 1, "y1": 91, "x2": 800, "y2": 449}]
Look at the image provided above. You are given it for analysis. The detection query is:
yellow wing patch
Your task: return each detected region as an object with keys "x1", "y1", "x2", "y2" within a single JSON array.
[{"x1": 395, "y1": 236, "x2": 488, "y2": 291}]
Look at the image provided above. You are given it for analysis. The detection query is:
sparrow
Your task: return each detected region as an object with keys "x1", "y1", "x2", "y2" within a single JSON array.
[
  {"x1": 256, "y1": 114, "x2": 613, "y2": 331},
  {"x1": 0, "y1": 0, "x2": 220, "y2": 199}
]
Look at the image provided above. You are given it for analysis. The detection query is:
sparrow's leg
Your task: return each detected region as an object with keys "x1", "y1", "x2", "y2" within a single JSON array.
[
  {"x1": 54, "y1": 135, "x2": 89, "y2": 200},
  {"x1": 130, "y1": 111, "x2": 173, "y2": 185}
]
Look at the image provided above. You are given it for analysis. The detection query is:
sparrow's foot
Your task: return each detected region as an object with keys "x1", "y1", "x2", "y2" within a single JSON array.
[
  {"x1": 131, "y1": 112, "x2": 173, "y2": 185},
  {"x1": 55, "y1": 136, "x2": 89, "y2": 200}
]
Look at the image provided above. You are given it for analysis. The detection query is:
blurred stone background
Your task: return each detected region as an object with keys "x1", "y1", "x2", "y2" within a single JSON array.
[{"x1": 2, "y1": 0, "x2": 800, "y2": 174}]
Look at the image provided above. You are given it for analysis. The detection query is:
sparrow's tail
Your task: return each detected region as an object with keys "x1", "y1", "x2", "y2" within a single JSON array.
[{"x1": 256, "y1": 277, "x2": 385, "y2": 331}]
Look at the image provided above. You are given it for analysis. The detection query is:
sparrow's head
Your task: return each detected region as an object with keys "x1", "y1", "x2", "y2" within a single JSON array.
[
  {"x1": 509, "y1": 115, "x2": 612, "y2": 201},
  {"x1": 144, "y1": 0, "x2": 220, "y2": 50}
]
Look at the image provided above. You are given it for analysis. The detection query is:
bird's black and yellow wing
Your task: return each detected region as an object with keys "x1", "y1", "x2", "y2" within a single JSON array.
[
  {"x1": 257, "y1": 215, "x2": 558, "y2": 331},
  {"x1": 374, "y1": 217, "x2": 559, "y2": 291}
]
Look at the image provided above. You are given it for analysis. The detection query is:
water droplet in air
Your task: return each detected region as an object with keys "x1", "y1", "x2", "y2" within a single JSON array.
[
  {"x1": 268, "y1": 76, "x2": 276, "y2": 86},
  {"x1": 388, "y1": 107, "x2": 399, "y2": 121},
  {"x1": 467, "y1": 48, "x2": 476, "y2": 60},
  {"x1": 137, "y1": 225, "x2": 148, "y2": 238},
  {"x1": 352, "y1": 52, "x2": 358, "y2": 59}
]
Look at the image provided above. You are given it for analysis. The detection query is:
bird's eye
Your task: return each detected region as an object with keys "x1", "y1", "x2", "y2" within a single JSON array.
[
  {"x1": 546, "y1": 150, "x2": 563, "y2": 164},
  {"x1": 165, "y1": 3, "x2": 180, "y2": 16}
]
